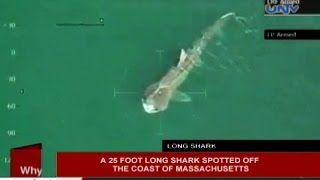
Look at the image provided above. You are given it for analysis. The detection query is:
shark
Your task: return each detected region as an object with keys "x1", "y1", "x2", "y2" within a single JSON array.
[{"x1": 142, "y1": 12, "x2": 239, "y2": 113}]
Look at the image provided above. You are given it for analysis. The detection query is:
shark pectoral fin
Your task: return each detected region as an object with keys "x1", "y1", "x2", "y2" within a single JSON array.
[
  {"x1": 171, "y1": 91, "x2": 191, "y2": 102},
  {"x1": 144, "y1": 82, "x2": 159, "y2": 96}
]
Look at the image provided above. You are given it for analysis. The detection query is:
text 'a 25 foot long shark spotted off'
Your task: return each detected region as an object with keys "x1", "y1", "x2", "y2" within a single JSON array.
[{"x1": 142, "y1": 12, "x2": 244, "y2": 114}]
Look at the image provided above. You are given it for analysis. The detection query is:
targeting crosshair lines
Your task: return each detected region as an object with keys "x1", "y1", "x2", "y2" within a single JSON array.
[{"x1": 56, "y1": 18, "x2": 105, "y2": 27}]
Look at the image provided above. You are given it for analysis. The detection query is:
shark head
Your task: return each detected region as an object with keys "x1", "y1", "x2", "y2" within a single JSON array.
[
  {"x1": 142, "y1": 99, "x2": 161, "y2": 113},
  {"x1": 142, "y1": 85, "x2": 172, "y2": 114},
  {"x1": 142, "y1": 49, "x2": 189, "y2": 114}
]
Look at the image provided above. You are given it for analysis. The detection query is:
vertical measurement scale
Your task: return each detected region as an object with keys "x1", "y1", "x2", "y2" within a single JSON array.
[
  {"x1": 7, "y1": 21, "x2": 18, "y2": 141},
  {"x1": 2, "y1": 21, "x2": 18, "y2": 173}
]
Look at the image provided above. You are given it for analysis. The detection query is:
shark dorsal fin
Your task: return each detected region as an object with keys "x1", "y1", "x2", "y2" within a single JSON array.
[{"x1": 178, "y1": 49, "x2": 187, "y2": 67}]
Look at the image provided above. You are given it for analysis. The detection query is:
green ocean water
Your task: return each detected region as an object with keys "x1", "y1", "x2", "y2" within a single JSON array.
[{"x1": 1, "y1": 0, "x2": 320, "y2": 176}]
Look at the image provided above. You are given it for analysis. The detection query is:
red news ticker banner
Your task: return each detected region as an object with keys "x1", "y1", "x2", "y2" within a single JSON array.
[
  {"x1": 10, "y1": 143, "x2": 42, "y2": 177},
  {"x1": 57, "y1": 152, "x2": 320, "y2": 177}
]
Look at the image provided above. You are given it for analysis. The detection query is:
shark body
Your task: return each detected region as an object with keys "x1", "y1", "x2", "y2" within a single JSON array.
[{"x1": 142, "y1": 12, "x2": 238, "y2": 113}]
